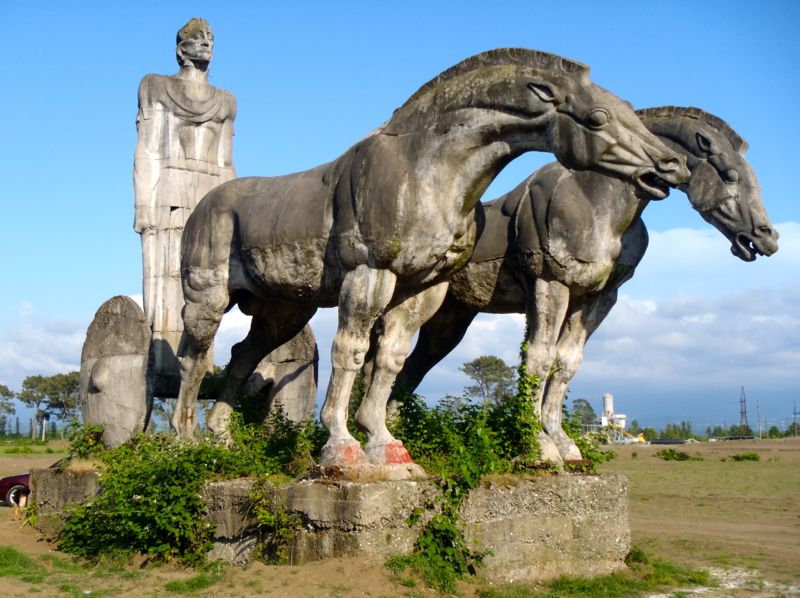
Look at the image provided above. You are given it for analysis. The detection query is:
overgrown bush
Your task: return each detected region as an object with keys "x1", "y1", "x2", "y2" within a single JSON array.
[
  {"x1": 725, "y1": 452, "x2": 760, "y2": 462},
  {"x1": 387, "y1": 362, "x2": 549, "y2": 592},
  {"x1": 654, "y1": 448, "x2": 701, "y2": 461},
  {"x1": 66, "y1": 423, "x2": 105, "y2": 460},
  {"x1": 59, "y1": 412, "x2": 325, "y2": 564}
]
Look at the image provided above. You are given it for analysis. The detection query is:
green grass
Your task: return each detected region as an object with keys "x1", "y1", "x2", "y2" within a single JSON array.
[
  {"x1": 0, "y1": 546, "x2": 46, "y2": 583},
  {"x1": 164, "y1": 562, "x2": 225, "y2": 593},
  {"x1": 476, "y1": 547, "x2": 711, "y2": 597}
]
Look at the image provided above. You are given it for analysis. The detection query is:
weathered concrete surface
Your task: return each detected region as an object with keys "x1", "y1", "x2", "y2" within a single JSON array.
[
  {"x1": 203, "y1": 474, "x2": 629, "y2": 580},
  {"x1": 80, "y1": 295, "x2": 151, "y2": 448},
  {"x1": 461, "y1": 474, "x2": 630, "y2": 582},
  {"x1": 30, "y1": 467, "x2": 101, "y2": 536},
  {"x1": 245, "y1": 324, "x2": 319, "y2": 424},
  {"x1": 29, "y1": 466, "x2": 628, "y2": 580}
]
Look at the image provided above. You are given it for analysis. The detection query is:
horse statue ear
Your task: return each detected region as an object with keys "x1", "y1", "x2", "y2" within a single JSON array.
[
  {"x1": 696, "y1": 132, "x2": 714, "y2": 156},
  {"x1": 528, "y1": 82, "x2": 561, "y2": 105}
]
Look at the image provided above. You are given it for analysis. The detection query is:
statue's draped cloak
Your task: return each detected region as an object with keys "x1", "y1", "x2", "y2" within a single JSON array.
[{"x1": 138, "y1": 75, "x2": 236, "y2": 124}]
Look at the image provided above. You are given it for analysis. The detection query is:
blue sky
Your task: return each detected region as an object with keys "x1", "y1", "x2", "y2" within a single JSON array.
[{"x1": 1, "y1": 2, "x2": 798, "y2": 431}]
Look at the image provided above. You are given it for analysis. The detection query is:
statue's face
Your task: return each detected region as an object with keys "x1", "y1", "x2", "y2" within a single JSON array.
[{"x1": 179, "y1": 27, "x2": 214, "y2": 63}]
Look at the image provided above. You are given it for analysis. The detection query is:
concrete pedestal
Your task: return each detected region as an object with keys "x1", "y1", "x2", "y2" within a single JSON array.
[
  {"x1": 29, "y1": 466, "x2": 630, "y2": 581},
  {"x1": 204, "y1": 474, "x2": 630, "y2": 581}
]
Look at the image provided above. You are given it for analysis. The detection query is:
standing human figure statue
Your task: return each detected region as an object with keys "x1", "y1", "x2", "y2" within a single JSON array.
[{"x1": 133, "y1": 18, "x2": 237, "y2": 395}]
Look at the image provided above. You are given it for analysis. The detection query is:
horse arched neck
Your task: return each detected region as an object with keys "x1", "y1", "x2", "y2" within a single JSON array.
[{"x1": 383, "y1": 49, "x2": 588, "y2": 138}]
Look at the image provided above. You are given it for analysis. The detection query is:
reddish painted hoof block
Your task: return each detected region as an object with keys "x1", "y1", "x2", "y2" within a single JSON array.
[{"x1": 320, "y1": 441, "x2": 368, "y2": 467}]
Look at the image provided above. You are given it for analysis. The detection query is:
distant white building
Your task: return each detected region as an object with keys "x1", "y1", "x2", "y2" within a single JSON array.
[{"x1": 601, "y1": 393, "x2": 627, "y2": 430}]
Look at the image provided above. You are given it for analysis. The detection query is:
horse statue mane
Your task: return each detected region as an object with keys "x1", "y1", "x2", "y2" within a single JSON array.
[
  {"x1": 636, "y1": 106, "x2": 748, "y2": 153},
  {"x1": 402, "y1": 48, "x2": 590, "y2": 108}
]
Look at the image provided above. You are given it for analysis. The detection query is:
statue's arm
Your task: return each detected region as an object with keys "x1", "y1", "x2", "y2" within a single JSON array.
[
  {"x1": 218, "y1": 95, "x2": 237, "y2": 180},
  {"x1": 133, "y1": 78, "x2": 163, "y2": 233}
]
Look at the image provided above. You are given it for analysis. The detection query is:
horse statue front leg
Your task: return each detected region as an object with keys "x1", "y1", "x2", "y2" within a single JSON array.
[
  {"x1": 524, "y1": 277, "x2": 571, "y2": 465},
  {"x1": 319, "y1": 265, "x2": 397, "y2": 468},
  {"x1": 356, "y1": 282, "x2": 449, "y2": 476}
]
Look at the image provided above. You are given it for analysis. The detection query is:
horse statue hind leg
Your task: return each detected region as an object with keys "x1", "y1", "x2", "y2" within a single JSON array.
[
  {"x1": 205, "y1": 302, "x2": 317, "y2": 440},
  {"x1": 172, "y1": 209, "x2": 236, "y2": 438},
  {"x1": 539, "y1": 289, "x2": 619, "y2": 460},
  {"x1": 386, "y1": 293, "x2": 480, "y2": 414}
]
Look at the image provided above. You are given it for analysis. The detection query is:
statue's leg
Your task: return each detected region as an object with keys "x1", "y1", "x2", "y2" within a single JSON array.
[
  {"x1": 173, "y1": 276, "x2": 228, "y2": 439},
  {"x1": 207, "y1": 302, "x2": 315, "y2": 440},
  {"x1": 357, "y1": 281, "x2": 450, "y2": 466},
  {"x1": 542, "y1": 289, "x2": 618, "y2": 460},
  {"x1": 524, "y1": 277, "x2": 570, "y2": 465},
  {"x1": 387, "y1": 295, "x2": 479, "y2": 412},
  {"x1": 140, "y1": 229, "x2": 157, "y2": 326},
  {"x1": 320, "y1": 265, "x2": 397, "y2": 467}
]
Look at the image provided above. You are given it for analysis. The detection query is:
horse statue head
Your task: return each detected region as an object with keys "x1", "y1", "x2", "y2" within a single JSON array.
[
  {"x1": 385, "y1": 48, "x2": 689, "y2": 198},
  {"x1": 638, "y1": 106, "x2": 779, "y2": 261}
]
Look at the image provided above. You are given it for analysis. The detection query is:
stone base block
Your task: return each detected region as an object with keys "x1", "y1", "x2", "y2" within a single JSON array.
[
  {"x1": 29, "y1": 467, "x2": 101, "y2": 536},
  {"x1": 462, "y1": 475, "x2": 630, "y2": 582},
  {"x1": 203, "y1": 474, "x2": 630, "y2": 581},
  {"x1": 28, "y1": 467, "x2": 629, "y2": 581}
]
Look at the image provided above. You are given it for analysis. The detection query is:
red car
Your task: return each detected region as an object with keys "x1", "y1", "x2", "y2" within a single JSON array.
[{"x1": 0, "y1": 471, "x2": 30, "y2": 506}]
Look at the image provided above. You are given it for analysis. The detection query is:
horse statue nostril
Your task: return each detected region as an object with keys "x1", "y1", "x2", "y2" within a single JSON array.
[{"x1": 656, "y1": 156, "x2": 690, "y2": 183}]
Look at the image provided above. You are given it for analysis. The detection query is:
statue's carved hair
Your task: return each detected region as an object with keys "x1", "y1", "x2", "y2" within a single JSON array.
[
  {"x1": 403, "y1": 48, "x2": 589, "y2": 108},
  {"x1": 177, "y1": 18, "x2": 211, "y2": 45},
  {"x1": 637, "y1": 106, "x2": 748, "y2": 153}
]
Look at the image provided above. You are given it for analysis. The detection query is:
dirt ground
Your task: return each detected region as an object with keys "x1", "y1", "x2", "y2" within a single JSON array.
[{"x1": 0, "y1": 438, "x2": 797, "y2": 596}]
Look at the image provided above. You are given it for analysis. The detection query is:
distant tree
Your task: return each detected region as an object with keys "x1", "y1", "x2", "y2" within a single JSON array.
[
  {"x1": 767, "y1": 425, "x2": 783, "y2": 439},
  {"x1": 661, "y1": 421, "x2": 693, "y2": 439},
  {"x1": 149, "y1": 397, "x2": 175, "y2": 434},
  {"x1": 460, "y1": 356, "x2": 515, "y2": 405},
  {"x1": 629, "y1": 419, "x2": 642, "y2": 435},
  {"x1": 45, "y1": 372, "x2": 80, "y2": 421},
  {"x1": 18, "y1": 372, "x2": 81, "y2": 439},
  {"x1": 0, "y1": 384, "x2": 15, "y2": 412},
  {"x1": 706, "y1": 425, "x2": 727, "y2": 438},
  {"x1": 570, "y1": 398, "x2": 598, "y2": 426},
  {"x1": 18, "y1": 375, "x2": 48, "y2": 440},
  {"x1": 439, "y1": 394, "x2": 467, "y2": 415},
  {"x1": 728, "y1": 424, "x2": 753, "y2": 437},
  {"x1": 786, "y1": 422, "x2": 799, "y2": 437},
  {"x1": 0, "y1": 384, "x2": 14, "y2": 438}
]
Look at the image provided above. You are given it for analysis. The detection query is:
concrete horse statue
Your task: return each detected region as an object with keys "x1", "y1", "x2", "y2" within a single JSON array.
[
  {"x1": 390, "y1": 106, "x2": 779, "y2": 463},
  {"x1": 174, "y1": 49, "x2": 689, "y2": 474}
]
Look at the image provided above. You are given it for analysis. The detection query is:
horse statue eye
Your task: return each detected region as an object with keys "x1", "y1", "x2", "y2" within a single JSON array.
[
  {"x1": 586, "y1": 109, "x2": 610, "y2": 129},
  {"x1": 724, "y1": 168, "x2": 740, "y2": 183}
]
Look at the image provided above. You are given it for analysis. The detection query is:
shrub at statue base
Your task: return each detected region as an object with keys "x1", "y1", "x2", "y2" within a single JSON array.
[{"x1": 58, "y1": 413, "x2": 325, "y2": 564}]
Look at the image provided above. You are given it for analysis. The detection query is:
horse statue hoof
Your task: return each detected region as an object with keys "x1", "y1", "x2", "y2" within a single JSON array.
[
  {"x1": 365, "y1": 440, "x2": 413, "y2": 466},
  {"x1": 320, "y1": 440, "x2": 369, "y2": 468}
]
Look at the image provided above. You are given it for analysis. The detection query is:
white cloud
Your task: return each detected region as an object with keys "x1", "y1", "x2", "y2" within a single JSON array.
[{"x1": 0, "y1": 304, "x2": 85, "y2": 390}]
